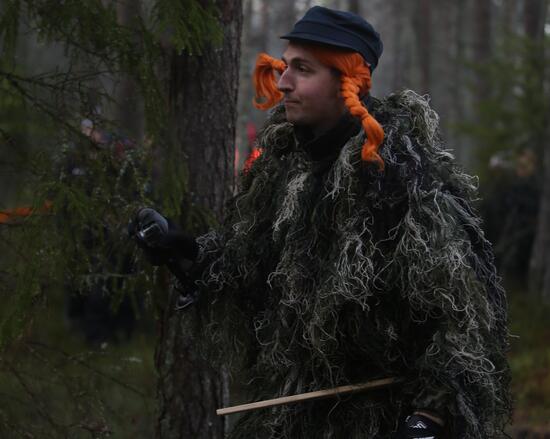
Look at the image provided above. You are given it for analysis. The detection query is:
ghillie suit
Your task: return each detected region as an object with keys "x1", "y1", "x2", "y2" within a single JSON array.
[{"x1": 195, "y1": 90, "x2": 511, "y2": 438}]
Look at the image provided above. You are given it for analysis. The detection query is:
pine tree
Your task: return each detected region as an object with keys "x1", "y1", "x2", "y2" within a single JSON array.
[{"x1": 0, "y1": 1, "x2": 242, "y2": 436}]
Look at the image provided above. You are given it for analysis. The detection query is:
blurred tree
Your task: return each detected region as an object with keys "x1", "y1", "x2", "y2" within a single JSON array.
[
  {"x1": 450, "y1": 0, "x2": 468, "y2": 164},
  {"x1": 501, "y1": 0, "x2": 520, "y2": 35},
  {"x1": 348, "y1": 0, "x2": 360, "y2": 14},
  {"x1": 474, "y1": 0, "x2": 492, "y2": 99},
  {"x1": 389, "y1": 0, "x2": 405, "y2": 90},
  {"x1": 115, "y1": 0, "x2": 145, "y2": 143},
  {"x1": 461, "y1": 0, "x2": 548, "y2": 289},
  {"x1": 525, "y1": 0, "x2": 550, "y2": 301},
  {"x1": 413, "y1": 0, "x2": 432, "y2": 94}
]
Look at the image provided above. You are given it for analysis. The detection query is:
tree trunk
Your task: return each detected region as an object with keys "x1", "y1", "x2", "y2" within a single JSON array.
[
  {"x1": 391, "y1": 0, "x2": 404, "y2": 90},
  {"x1": 259, "y1": 0, "x2": 269, "y2": 53},
  {"x1": 414, "y1": 0, "x2": 432, "y2": 94},
  {"x1": 527, "y1": 0, "x2": 549, "y2": 301},
  {"x1": 474, "y1": 0, "x2": 492, "y2": 60},
  {"x1": 501, "y1": 0, "x2": 518, "y2": 35},
  {"x1": 451, "y1": 0, "x2": 468, "y2": 164},
  {"x1": 271, "y1": 0, "x2": 299, "y2": 56},
  {"x1": 530, "y1": 145, "x2": 550, "y2": 302},
  {"x1": 474, "y1": 0, "x2": 492, "y2": 99},
  {"x1": 155, "y1": 1, "x2": 242, "y2": 438},
  {"x1": 523, "y1": 0, "x2": 546, "y2": 39},
  {"x1": 235, "y1": 0, "x2": 254, "y2": 172},
  {"x1": 348, "y1": 0, "x2": 360, "y2": 14}
]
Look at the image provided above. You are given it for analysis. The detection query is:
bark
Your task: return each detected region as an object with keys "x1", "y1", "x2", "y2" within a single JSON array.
[
  {"x1": 156, "y1": 298, "x2": 229, "y2": 439},
  {"x1": 169, "y1": 2, "x2": 241, "y2": 218},
  {"x1": 155, "y1": 1, "x2": 242, "y2": 438}
]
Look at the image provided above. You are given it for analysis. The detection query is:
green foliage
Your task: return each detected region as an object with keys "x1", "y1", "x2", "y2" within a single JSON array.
[
  {"x1": 461, "y1": 33, "x2": 549, "y2": 182},
  {"x1": 0, "y1": 132, "x2": 159, "y2": 434},
  {"x1": 0, "y1": 141, "x2": 156, "y2": 349},
  {"x1": 0, "y1": 0, "x2": 227, "y2": 434},
  {"x1": 0, "y1": 325, "x2": 156, "y2": 438},
  {"x1": 0, "y1": 0, "x2": 223, "y2": 148},
  {"x1": 0, "y1": 70, "x2": 29, "y2": 148},
  {"x1": 0, "y1": 0, "x2": 21, "y2": 65},
  {"x1": 0, "y1": 0, "x2": 226, "y2": 349},
  {"x1": 152, "y1": 0, "x2": 223, "y2": 55}
]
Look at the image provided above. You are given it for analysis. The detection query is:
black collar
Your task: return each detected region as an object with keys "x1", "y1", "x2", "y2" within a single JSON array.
[
  {"x1": 292, "y1": 95, "x2": 375, "y2": 168},
  {"x1": 294, "y1": 112, "x2": 361, "y2": 164}
]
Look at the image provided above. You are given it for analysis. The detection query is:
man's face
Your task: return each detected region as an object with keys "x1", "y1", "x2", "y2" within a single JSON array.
[{"x1": 277, "y1": 43, "x2": 346, "y2": 135}]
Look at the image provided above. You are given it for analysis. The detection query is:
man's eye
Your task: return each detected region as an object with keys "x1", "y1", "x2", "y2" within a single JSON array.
[
  {"x1": 277, "y1": 65, "x2": 288, "y2": 77},
  {"x1": 297, "y1": 65, "x2": 309, "y2": 73}
]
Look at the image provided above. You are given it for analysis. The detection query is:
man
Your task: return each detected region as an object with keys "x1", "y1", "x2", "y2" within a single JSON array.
[{"x1": 131, "y1": 6, "x2": 511, "y2": 438}]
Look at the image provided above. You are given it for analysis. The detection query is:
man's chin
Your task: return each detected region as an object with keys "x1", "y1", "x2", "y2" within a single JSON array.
[{"x1": 284, "y1": 110, "x2": 305, "y2": 125}]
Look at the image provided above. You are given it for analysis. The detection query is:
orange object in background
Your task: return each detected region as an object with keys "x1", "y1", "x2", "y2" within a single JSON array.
[
  {"x1": 243, "y1": 147, "x2": 263, "y2": 174},
  {"x1": 0, "y1": 201, "x2": 52, "y2": 224}
]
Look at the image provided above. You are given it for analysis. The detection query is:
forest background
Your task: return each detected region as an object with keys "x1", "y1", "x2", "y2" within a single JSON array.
[{"x1": 0, "y1": 0, "x2": 549, "y2": 437}]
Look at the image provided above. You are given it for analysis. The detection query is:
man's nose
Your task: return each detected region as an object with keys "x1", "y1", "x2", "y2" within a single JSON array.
[{"x1": 277, "y1": 68, "x2": 293, "y2": 93}]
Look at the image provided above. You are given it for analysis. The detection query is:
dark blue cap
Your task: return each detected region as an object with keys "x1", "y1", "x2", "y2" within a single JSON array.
[{"x1": 281, "y1": 6, "x2": 383, "y2": 71}]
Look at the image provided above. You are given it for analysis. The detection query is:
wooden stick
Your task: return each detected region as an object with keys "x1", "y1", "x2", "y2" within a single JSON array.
[{"x1": 216, "y1": 376, "x2": 402, "y2": 416}]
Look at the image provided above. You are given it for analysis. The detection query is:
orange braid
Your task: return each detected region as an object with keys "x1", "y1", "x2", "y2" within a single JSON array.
[
  {"x1": 252, "y1": 46, "x2": 385, "y2": 169},
  {"x1": 253, "y1": 53, "x2": 286, "y2": 110},
  {"x1": 341, "y1": 75, "x2": 384, "y2": 169},
  {"x1": 311, "y1": 47, "x2": 384, "y2": 170}
]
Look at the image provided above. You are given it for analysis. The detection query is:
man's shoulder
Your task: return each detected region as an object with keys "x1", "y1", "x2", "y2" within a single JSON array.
[
  {"x1": 369, "y1": 90, "x2": 456, "y2": 175},
  {"x1": 345, "y1": 90, "x2": 476, "y2": 201},
  {"x1": 370, "y1": 90, "x2": 440, "y2": 137}
]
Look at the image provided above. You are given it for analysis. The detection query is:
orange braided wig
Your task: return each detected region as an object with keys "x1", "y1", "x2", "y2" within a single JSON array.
[{"x1": 252, "y1": 47, "x2": 385, "y2": 170}]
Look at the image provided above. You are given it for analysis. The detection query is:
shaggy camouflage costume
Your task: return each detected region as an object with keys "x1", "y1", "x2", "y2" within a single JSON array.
[{"x1": 195, "y1": 90, "x2": 511, "y2": 438}]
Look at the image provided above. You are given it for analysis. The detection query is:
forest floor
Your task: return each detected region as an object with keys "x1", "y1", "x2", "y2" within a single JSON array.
[
  {"x1": 0, "y1": 292, "x2": 157, "y2": 439},
  {"x1": 0, "y1": 286, "x2": 548, "y2": 437},
  {"x1": 507, "y1": 291, "x2": 550, "y2": 437}
]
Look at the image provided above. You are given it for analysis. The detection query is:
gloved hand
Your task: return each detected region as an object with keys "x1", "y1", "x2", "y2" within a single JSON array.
[
  {"x1": 392, "y1": 413, "x2": 443, "y2": 439},
  {"x1": 128, "y1": 207, "x2": 198, "y2": 267},
  {"x1": 129, "y1": 208, "x2": 201, "y2": 309}
]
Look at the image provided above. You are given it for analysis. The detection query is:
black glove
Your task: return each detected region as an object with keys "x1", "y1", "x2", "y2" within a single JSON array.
[
  {"x1": 129, "y1": 208, "x2": 201, "y2": 310},
  {"x1": 393, "y1": 413, "x2": 443, "y2": 439},
  {"x1": 128, "y1": 207, "x2": 198, "y2": 267}
]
